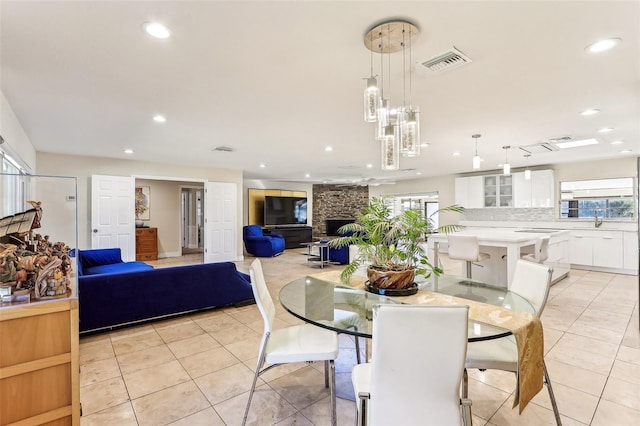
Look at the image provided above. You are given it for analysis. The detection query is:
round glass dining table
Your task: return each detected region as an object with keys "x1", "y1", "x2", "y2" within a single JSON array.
[{"x1": 279, "y1": 273, "x2": 535, "y2": 342}]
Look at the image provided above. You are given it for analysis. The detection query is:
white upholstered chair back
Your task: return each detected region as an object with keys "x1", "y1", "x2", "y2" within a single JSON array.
[
  {"x1": 509, "y1": 259, "x2": 553, "y2": 316},
  {"x1": 369, "y1": 305, "x2": 469, "y2": 425},
  {"x1": 447, "y1": 234, "x2": 481, "y2": 261},
  {"x1": 249, "y1": 259, "x2": 276, "y2": 344}
]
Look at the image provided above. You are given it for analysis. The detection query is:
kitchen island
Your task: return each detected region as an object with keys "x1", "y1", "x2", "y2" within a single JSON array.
[{"x1": 426, "y1": 228, "x2": 570, "y2": 288}]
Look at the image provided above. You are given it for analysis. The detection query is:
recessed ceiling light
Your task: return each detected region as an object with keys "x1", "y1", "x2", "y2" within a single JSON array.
[
  {"x1": 452, "y1": 151, "x2": 461, "y2": 156},
  {"x1": 325, "y1": 146, "x2": 333, "y2": 152},
  {"x1": 597, "y1": 127, "x2": 614, "y2": 133},
  {"x1": 123, "y1": 149, "x2": 134, "y2": 154},
  {"x1": 555, "y1": 138, "x2": 599, "y2": 149},
  {"x1": 420, "y1": 143, "x2": 430, "y2": 148},
  {"x1": 416, "y1": 172, "x2": 422, "y2": 175},
  {"x1": 586, "y1": 38, "x2": 622, "y2": 53},
  {"x1": 259, "y1": 163, "x2": 266, "y2": 168},
  {"x1": 143, "y1": 22, "x2": 171, "y2": 39},
  {"x1": 580, "y1": 109, "x2": 600, "y2": 116},
  {"x1": 366, "y1": 163, "x2": 373, "y2": 168},
  {"x1": 305, "y1": 173, "x2": 311, "y2": 178},
  {"x1": 610, "y1": 140, "x2": 624, "y2": 145},
  {"x1": 619, "y1": 149, "x2": 632, "y2": 154},
  {"x1": 153, "y1": 115, "x2": 166, "y2": 123}
]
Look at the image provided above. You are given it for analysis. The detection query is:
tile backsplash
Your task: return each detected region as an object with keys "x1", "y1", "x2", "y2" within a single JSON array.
[{"x1": 462, "y1": 208, "x2": 555, "y2": 222}]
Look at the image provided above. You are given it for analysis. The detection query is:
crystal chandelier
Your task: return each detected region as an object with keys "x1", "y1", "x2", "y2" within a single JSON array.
[{"x1": 363, "y1": 20, "x2": 420, "y2": 170}]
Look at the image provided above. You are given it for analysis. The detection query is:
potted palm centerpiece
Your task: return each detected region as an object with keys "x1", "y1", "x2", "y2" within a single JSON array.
[{"x1": 330, "y1": 197, "x2": 464, "y2": 295}]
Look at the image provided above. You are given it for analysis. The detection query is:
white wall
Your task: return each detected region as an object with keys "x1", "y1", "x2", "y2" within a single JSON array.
[
  {"x1": 37, "y1": 152, "x2": 244, "y2": 257},
  {"x1": 0, "y1": 90, "x2": 36, "y2": 173}
]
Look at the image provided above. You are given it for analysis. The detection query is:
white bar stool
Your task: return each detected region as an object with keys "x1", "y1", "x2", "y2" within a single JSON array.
[
  {"x1": 521, "y1": 236, "x2": 550, "y2": 264},
  {"x1": 447, "y1": 235, "x2": 490, "y2": 279}
]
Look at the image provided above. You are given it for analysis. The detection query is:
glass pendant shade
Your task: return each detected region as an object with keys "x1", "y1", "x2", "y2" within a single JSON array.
[
  {"x1": 472, "y1": 155, "x2": 481, "y2": 170},
  {"x1": 400, "y1": 107, "x2": 420, "y2": 157},
  {"x1": 376, "y1": 98, "x2": 390, "y2": 139},
  {"x1": 503, "y1": 163, "x2": 511, "y2": 175},
  {"x1": 524, "y1": 169, "x2": 532, "y2": 180},
  {"x1": 364, "y1": 77, "x2": 379, "y2": 122},
  {"x1": 381, "y1": 125, "x2": 400, "y2": 170}
]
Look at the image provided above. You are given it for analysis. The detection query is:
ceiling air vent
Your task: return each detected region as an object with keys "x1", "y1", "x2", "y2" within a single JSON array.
[
  {"x1": 420, "y1": 47, "x2": 472, "y2": 73},
  {"x1": 518, "y1": 143, "x2": 559, "y2": 154},
  {"x1": 212, "y1": 146, "x2": 234, "y2": 152}
]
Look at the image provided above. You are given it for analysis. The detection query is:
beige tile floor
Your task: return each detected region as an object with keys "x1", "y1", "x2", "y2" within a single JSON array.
[{"x1": 79, "y1": 249, "x2": 640, "y2": 425}]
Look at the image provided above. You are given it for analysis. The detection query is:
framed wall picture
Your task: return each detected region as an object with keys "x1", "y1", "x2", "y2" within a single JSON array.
[{"x1": 135, "y1": 186, "x2": 150, "y2": 220}]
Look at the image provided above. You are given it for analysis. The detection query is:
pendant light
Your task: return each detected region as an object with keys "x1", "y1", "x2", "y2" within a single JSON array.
[
  {"x1": 503, "y1": 146, "x2": 511, "y2": 175},
  {"x1": 400, "y1": 23, "x2": 420, "y2": 157},
  {"x1": 381, "y1": 124, "x2": 399, "y2": 170},
  {"x1": 363, "y1": 19, "x2": 420, "y2": 169},
  {"x1": 524, "y1": 154, "x2": 531, "y2": 180},
  {"x1": 472, "y1": 134, "x2": 481, "y2": 170}
]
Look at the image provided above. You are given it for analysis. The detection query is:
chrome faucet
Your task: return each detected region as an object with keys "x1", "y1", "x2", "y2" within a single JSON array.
[{"x1": 594, "y1": 211, "x2": 603, "y2": 228}]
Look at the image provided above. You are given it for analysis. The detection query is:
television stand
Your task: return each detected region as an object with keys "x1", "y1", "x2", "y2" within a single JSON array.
[{"x1": 268, "y1": 226, "x2": 312, "y2": 249}]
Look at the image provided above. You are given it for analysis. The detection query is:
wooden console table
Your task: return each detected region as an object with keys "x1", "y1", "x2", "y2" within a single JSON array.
[{"x1": 0, "y1": 298, "x2": 80, "y2": 425}]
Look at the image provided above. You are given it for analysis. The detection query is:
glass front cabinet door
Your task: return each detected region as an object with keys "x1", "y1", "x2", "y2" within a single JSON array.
[{"x1": 483, "y1": 175, "x2": 513, "y2": 207}]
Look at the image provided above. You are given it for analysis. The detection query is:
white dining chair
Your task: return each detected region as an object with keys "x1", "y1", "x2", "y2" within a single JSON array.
[
  {"x1": 243, "y1": 259, "x2": 339, "y2": 426},
  {"x1": 521, "y1": 236, "x2": 550, "y2": 264},
  {"x1": 447, "y1": 234, "x2": 491, "y2": 279},
  {"x1": 351, "y1": 304, "x2": 472, "y2": 426},
  {"x1": 463, "y1": 259, "x2": 562, "y2": 425}
]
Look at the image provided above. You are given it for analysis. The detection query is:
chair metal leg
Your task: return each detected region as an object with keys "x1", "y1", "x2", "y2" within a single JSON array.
[
  {"x1": 462, "y1": 368, "x2": 469, "y2": 398},
  {"x1": 543, "y1": 362, "x2": 562, "y2": 425},
  {"x1": 329, "y1": 360, "x2": 337, "y2": 426},
  {"x1": 324, "y1": 360, "x2": 329, "y2": 388},
  {"x1": 354, "y1": 336, "x2": 361, "y2": 364},
  {"x1": 242, "y1": 364, "x2": 262, "y2": 426}
]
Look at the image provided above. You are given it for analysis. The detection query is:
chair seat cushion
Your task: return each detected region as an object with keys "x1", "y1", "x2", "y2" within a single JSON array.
[
  {"x1": 352, "y1": 362, "x2": 372, "y2": 395},
  {"x1": 265, "y1": 323, "x2": 338, "y2": 365},
  {"x1": 465, "y1": 335, "x2": 518, "y2": 372}
]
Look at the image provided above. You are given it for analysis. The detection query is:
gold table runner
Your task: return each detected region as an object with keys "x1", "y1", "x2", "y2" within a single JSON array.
[{"x1": 308, "y1": 270, "x2": 544, "y2": 413}]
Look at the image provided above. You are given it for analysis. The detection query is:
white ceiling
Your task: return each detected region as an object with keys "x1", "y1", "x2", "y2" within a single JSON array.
[{"x1": 1, "y1": 1, "x2": 638, "y2": 184}]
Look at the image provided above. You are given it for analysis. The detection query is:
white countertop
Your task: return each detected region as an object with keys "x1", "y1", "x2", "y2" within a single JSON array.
[
  {"x1": 429, "y1": 228, "x2": 568, "y2": 243},
  {"x1": 459, "y1": 220, "x2": 637, "y2": 232}
]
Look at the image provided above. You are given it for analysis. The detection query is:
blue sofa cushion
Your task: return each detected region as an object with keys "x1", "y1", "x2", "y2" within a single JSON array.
[
  {"x1": 81, "y1": 248, "x2": 123, "y2": 267},
  {"x1": 84, "y1": 261, "x2": 154, "y2": 276}
]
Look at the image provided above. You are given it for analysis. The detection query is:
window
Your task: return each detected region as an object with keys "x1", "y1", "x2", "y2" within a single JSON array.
[
  {"x1": 560, "y1": 178, "x2": 634, "y2": 219},
  {"x1": 1, "y1": 151, "x2": 29, "y2": 217}
]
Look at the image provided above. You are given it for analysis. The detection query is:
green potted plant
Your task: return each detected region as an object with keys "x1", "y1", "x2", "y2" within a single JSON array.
[{"x1": 329, "y1": 197, "x2": 464, "y2": 295}]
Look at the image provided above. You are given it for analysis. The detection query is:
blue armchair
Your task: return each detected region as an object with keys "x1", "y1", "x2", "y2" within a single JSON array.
[
  {"x1": 243, "y1": 225, "x2": 286, "y2": 257},
  {"x1": 329, "y1": 230, "x2": 354, "y2": 265}
]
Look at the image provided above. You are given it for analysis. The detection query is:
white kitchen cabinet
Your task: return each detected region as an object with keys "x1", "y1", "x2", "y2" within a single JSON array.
[
  {"x1": 513, "y1": 169, "x2": 554, "y2": 208},
  {"x1": 484, "y1": 175, "x2": 513, "y2": 207},
  {"x1": 569, "y1": 230, "x2": 624, "y2": 269},
  {"x1": 531, "y1": 170, "x2": 554, "y2": 207},
  {"x1": 569, "y1": 233, "x2": 594, "y2": 265},
  {"x1": 623, "y1": 232, "x2": 638, "y2": 272},
  {"x1": 454, "y1": 176, "x2": 483, "y2": 208}
]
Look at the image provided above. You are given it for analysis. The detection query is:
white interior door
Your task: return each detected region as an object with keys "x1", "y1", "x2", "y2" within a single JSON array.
[
  {"x1": 204, "y1": 182, "x2": 236, "y2": 263},
  {"x1": 91, "y1": 175, "x2": 135, "y2": 261}
]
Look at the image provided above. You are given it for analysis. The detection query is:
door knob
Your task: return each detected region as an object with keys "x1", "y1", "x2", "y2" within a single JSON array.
[{"x1": 93, "y1": 229, "x2": 98, "y2": 233}]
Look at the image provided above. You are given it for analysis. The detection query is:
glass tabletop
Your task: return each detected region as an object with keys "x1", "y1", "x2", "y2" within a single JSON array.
[{"x1": 278, "y1": 274, "x2": 535, "y2": 342}]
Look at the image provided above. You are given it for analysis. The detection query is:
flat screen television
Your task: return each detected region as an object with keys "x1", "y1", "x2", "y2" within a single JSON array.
[{"x1": 264, "y1": 196, "x2": 308, "y2": 226}]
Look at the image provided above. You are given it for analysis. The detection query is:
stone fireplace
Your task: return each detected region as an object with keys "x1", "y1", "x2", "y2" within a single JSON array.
[{"x1": 312, "y1": 184, "x2": 368, "y2": 238}]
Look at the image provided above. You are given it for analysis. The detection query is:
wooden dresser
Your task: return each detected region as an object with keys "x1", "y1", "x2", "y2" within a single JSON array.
[{"x1": 136, "y1": 227, "x2": 158, "y2": 261}]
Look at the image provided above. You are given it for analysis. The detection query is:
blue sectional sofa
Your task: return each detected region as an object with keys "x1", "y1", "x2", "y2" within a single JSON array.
[
  {"x1": 243, "y1": 225, "x2": 286, "y2": 257},
  {"x1": 77, "y1": 248, "x2": 254, "y2": 333}
]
